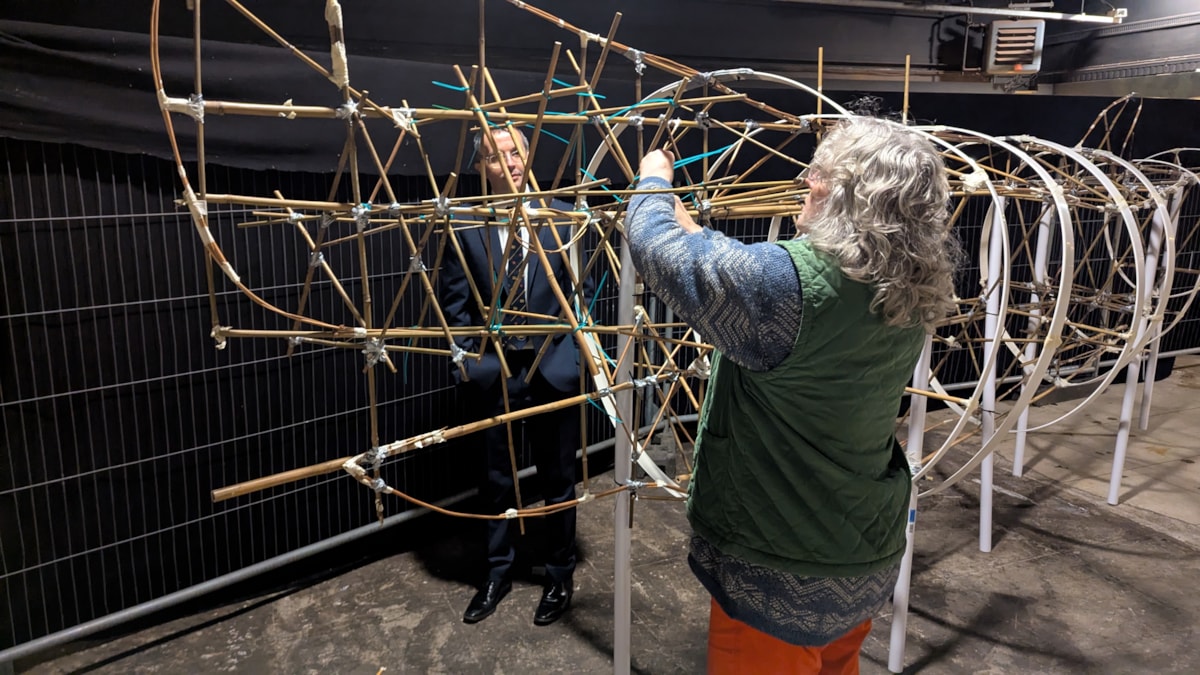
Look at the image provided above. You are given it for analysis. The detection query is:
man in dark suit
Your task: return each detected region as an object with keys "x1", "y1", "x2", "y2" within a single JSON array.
[{"x1": 440, "y1": 126, "x2": 590, "y2": 626}]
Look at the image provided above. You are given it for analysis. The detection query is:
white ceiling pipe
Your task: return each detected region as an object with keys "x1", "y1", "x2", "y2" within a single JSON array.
[{"x1": 772, "y1": 0, "x2": 1124, "y2": 24}]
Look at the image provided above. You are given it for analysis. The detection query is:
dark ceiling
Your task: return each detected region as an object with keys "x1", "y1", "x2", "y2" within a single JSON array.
[
  {"x1": 1, "y1": 0, "x2": 1195, "y2": 173},
  {"x1": 5, "y1": 0, "x2": 1192, "y2": 83}
]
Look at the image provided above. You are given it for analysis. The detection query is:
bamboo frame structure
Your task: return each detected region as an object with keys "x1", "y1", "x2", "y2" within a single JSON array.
[
  {"x1": 146, "y1": 2, "x2": 1200, "y2": 674},
  {"x1": 149, "y1": 0, "x2": 1200, "y2": 524}
]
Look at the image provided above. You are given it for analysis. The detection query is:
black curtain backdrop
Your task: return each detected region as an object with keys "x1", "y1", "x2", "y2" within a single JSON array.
[{"x1": 4, "y1": 16, "x2": 1199, "y2": 181}]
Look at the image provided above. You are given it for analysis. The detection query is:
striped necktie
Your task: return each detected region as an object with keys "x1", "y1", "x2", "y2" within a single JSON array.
[{"x1": 505, "y1": 230, "x2": 528, "y2": 348}]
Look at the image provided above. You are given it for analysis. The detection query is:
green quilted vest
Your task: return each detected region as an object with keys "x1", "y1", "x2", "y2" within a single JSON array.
[{"x1": 686, "y1": 238, "x2": 923, "y2": 578}]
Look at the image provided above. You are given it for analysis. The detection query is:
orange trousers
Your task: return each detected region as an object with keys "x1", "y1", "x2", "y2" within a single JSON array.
[{"x1": 706, "y1": 598, "x2": 872, "y2": 675}]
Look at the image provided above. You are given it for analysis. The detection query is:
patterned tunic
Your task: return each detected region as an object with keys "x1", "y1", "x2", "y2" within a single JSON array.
[{"x1": 627, "y1": 177, "x2": 901, "y2": 646}]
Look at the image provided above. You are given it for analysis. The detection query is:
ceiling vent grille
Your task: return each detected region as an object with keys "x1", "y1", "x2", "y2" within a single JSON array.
[{"x1": 985, "y1": 19, "x2": 1045, "y2": 75}]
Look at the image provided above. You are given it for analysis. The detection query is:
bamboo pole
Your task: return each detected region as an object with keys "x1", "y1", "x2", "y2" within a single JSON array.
[
  {"x1": 212, "y1": 373, "x2": 678, "y2": 502},
  {"x1": 503, "y1": 0, "x2": 802, "y2": 124},
  {"x1": 160, "y1": 96, "x2": 794, "y2": 131},
  {"x1": 816, "y1": 47, "x2": 823, "y2": 118}
]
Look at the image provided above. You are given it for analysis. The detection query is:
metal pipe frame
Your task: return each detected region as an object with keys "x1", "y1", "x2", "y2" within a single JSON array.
[{"x1": 772, "y1": 0, "x2": 1124, "y2": 24}]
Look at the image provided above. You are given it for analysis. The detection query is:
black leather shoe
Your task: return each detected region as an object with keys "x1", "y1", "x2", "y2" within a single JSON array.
[
  {"x1": 463, "y1": 579, "x2": 512, "y2": 624},
  {"x1": 533, "y1": 581, "x2": 573, "y2": 626}
]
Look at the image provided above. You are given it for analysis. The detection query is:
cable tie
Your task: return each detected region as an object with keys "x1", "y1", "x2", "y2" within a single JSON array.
[
  {"x1": 503, "y1": 508, "x2": 520, "y2": 519},
  {"x1": 627, "y1": 114, "x2": 644, "y2": 130},
  {"x1": 210, "y1": 325, "x2": 230, "y2": 350},
  {"x1": 596, "y1": 386, "x2": 613, "y2": 398},
  {"x1": 362, "y1": 446, "x2": 382, "y2": 471},
  {"x1": 287, "y1": 336, "x2": 303, "y2": 347},
  {"x1": 278, "y1": 97, "x2": 297, "y2": 120},
  {"x1": 353, "y1": 327, "x2": 368, "y2": 337},
  {"x1": 409, "y1": 255, "x2": 427, "y2": 273},
  {"x1": 336, "y1": 100, "x2": 359, "y2": 120},
  {"x1": 632, "y1": 375, "x2": 658, "y2": 389},
  {"x1": 370, "y1": 478, "x2": 387, "y2": 493},
  {"x1": 352, "y1": 204, "x2": 370, "y2": 232},
  {"x1": 320, "y1": 213, "x2": 333, "y2": 229},
  {"x1": 689, "y1": 72, "x2": 713, "y2": 87},
  {"x1": 388, "y1": 201, "x2": 402, "y2": 215},
  {"x1": 288, "y1": 211, "x2": 304, "y2": 223},
  {"x1": 590, "y1": 115, "x2": 604, "y2": 128},
  {"x1": 362, "y1": 338, "x2": 389, "y2": 368},
  {"x1": 698, "y1": 199, "x2": 712, "y2": 214},
  {"x1": 668, "y1": 117, "x2": 682, "y2": 133},
  {"x1": 743, "y1": 119, "x2": 760, "y2": 131},
  {"x1": 694, "y1": 111, "x2": 712, "y2": 129},
  {"x1": 626, "y1": 49, "x2": 646, "y2": 76},
  {"x1": 309, "y1": 251, "x2": 325, "y2": 268},
  {"x1": 433, "y1": 196, "x2": 451, "y2": 218},
  {"x1": 449, "y1": 343, "x2": 467, "y2": 364},
  {"x1": 963, "y1": 168, "x2": 990, "y2": 192},
  {"x1": 186, "y1": 93, "x2": 205, "y2": 123},
  {"x1": 389, "y1": 106, "x2": 415, "y2": 129}
]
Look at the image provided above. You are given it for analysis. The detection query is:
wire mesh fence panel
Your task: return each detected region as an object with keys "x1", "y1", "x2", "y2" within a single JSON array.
[
  {"x1": 4, "y1": 135, "x2": 1200, "y2": 655},
  {"x1": 0, "y1": 138, "x2": 465, "y2": 651},
  {"x1": 1162, "y1": 180, "x2": 1200, "y2": 353}
]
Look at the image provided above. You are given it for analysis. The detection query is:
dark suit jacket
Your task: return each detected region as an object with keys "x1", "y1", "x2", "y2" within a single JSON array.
[{"x1": 441, "y1": 198, "x2": 592, "y2": 394}]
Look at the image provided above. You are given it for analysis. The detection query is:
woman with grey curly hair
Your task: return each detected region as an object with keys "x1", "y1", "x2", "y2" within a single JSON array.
[
  {"x1": 626, "y1": 117, "x2": 959, "y2": 674},
  {"x1": 803, "y1": 117, "x2": 959, "y2": 331}
]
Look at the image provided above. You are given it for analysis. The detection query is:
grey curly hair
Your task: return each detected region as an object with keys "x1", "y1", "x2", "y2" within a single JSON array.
[{"x1": 803, "y1": 117, "x2": 960, "y2": 331}]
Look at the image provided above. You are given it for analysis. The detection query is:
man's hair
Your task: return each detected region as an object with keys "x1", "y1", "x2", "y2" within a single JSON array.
[
  {"x1": 803, "y1": 117, "x2": 961, "y2": 331},
  {"x1": 473, "y1": 126, "x2": 529, "y2": 162}
]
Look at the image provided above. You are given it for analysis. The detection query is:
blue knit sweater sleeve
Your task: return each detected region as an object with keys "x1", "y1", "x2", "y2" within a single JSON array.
[{"x1": 626, "y1": 177, "x2": 803, "y2": 372}]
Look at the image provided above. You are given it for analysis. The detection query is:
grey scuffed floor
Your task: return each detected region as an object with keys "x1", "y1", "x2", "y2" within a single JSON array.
[{"x1": 19, "y1": 358, "x2": 1200, "y2": 674}]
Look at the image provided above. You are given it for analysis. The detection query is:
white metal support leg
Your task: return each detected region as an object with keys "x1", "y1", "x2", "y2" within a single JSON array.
[
  {"x1": 1139, "y1": 334, "x2": 1163, "y2": 431},
  {"x1": 1012, "y1": 203, "x2": 1056, "y2": 477},
  {"x1": 980, "y1": 201, "x2": 1006, "y2": 552},
  {"x1": 612, "y1": 239, "x2": 637, "y2": 675},
  {"x1": 1109, "y1": 193, "x2": 1167, "y2": 505},
  {"x1": 1110, "y1": 359, "x2": 1142, "y2": 505},
  {"x1": 1139, "y1": 192, "x2": 1179, "y2": 431},
  {"x1": 888, "y1": 335, "x2": 933, "y2": 674}
]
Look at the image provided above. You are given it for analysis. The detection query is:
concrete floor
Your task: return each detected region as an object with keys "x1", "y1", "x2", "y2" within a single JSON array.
[{"x1": 17, "y1": 357, "x2": 1200, "y2": 674}]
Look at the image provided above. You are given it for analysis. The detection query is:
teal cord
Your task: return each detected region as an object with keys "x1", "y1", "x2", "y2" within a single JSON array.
[{"x1": 586, "y1": 396, "x2": 621, "y2": 423}]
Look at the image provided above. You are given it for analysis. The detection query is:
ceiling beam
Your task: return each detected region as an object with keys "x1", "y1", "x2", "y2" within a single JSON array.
[{"x1": 772, "y1": 0, "x2": 1125, "y2": 24}]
